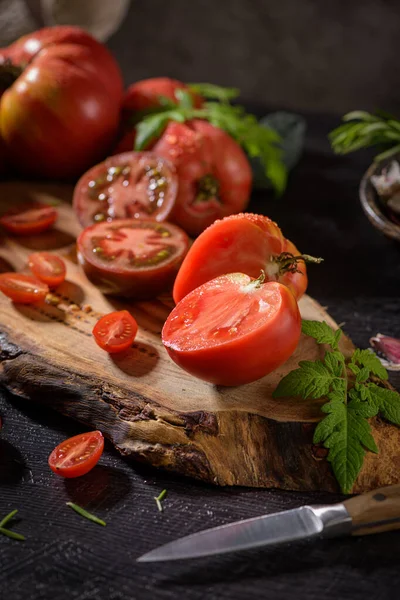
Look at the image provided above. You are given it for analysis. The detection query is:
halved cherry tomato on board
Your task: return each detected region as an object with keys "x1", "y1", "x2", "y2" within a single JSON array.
[
  {"x1": 0, "y1": 203, "x2": 57, "y2": 235},
  {"x1": 173, "y1": 213, "x2": 310, "y2": 304},
  {"x1": 77, "y1": 218, "x2": 189, "y2": 298},
  {"x1": 163, "y1": 273, "x2": 301, "y2": 386},
  {"x1": 48, "y1": 430, "x2": 104, "y2": 478},
  {"x1": 73, "y1": 152, "x2": 178, "y2": 228},
  {"x1": 28, "y1": 252, "x2": 66, "y2": 288},
  {"x1": 93, "y1": 310, "x2": 138, "y2": 353},
  {"x1": 0, "y1": 273, "x2": 49, "y2": 303}
]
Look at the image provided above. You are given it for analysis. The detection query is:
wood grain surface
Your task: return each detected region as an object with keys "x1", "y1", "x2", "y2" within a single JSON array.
[{"x1": 0, "y1": 181, "x2": 399, "y2": 493}]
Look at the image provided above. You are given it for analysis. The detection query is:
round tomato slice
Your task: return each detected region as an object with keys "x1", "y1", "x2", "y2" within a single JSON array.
[
  {"x1": 93, "y1": 310, "x2": 138, "y2": 353},
  {"x1": 0, "y1": 273, "x2": 49, "y2": 303},
  {"x1": 173, "y1": 213, "x2": 312, "y2": 304},
  {"x1": 163, "y1": 273, "x2": 301, "y2": 386},
  {"x1": 73, "y1": 152, "x2": 178, "y2": 228},
  {"x1": 0, "y1": 203, "x2": 58, "y2": 235},
  {"x1": 77, "y1": 218, "x2": 189, "y2": 298},
  {"x1": 28, "y1": 252, "x2": 66, "y2": 288},
  {"x1": 48, "y1": 431, "x2": 104, "y2": 478}
]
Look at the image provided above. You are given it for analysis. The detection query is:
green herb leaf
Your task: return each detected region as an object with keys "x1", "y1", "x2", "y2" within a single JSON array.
[
  {"x1": 351, "y1": 349, "x2": 388, "y2": 380},
  {"x1": 154, "y1": 489, "x2": 168, "y2": 512},
  {"x1": 0, "y1": 509, "x2": 18, "y2": 529},
  {"x1": 175, "y1": 89, "x2": 194, "y2": 110},
  {"x1": 66, "y1": 502, "x2": 106, "y2": 527},
  {"x1": 0, "y1": 526, "x2": 25, "y2": 541},
  {"x1": 188, "y1": 82, "x2": 240, "y2": 102},
  {"x1": 301, "y1": 320, "x2": 342, "y2": 350},
  {"x1": 272, "y1": 359, "x2": 339, "y2": 400},
  {"x1": 365, "y1": 384, "x2": 400, "y2": 425}
]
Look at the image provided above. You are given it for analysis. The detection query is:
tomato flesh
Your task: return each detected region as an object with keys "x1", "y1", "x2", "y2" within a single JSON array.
[
  {"x1": 163, "y1": 273, "x2": 301, "y2": 386},
  {"x1": 93, "y1": 310, "x2": 138, "y2": 353},
  {"x1": 28, "y1": 252, "x2": 66, "y2": 288},
  {"x1": 77, "y1": 218, "x2": 189, "y2": 298},
  {"x1": 173, "y1": 213, "x2": 308, "y2": 303},
  {"x1": 0, "y1": 273, "x2": 49, "y2": 303},
  {"x1": 48, "y1": 431, "x2": 104, "y2": 478},
  {"x1": 0, "y1": 203, "x2": 57, "y2": 235},
  {"x1": 73, "y1": 152, "x2": 178, "y2": 228}
]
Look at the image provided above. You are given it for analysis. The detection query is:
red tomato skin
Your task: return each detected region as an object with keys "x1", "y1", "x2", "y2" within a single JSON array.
[
  {"x1": 28, "y1": 252, "x2": 66, "y2": 287},
  {"x1": 48, "y1": 430, "x2": 104, "y2": 478},
  {"x1": 122, "y1": 77, "x2": 203, "y2": 113},
  {"x1": 0, "y1": 27, "x2": 123, "y2": 179},
  {"x1": 77, "y1": 219, "x2": 190, "y2": 299},
  {"x1": 152, "y1": 120, "x2": 252, "y2": 236},
  {"x1": 0, "y1": 273, "x2": 49, "y2": 303},
  {"x1": 0, "y1": 204, "x2": 57, "y2": 235},
  {"x1": 173, "y1": 213, "x2": 307, "y2": 303},
  {"x1": 163, "y1": 276, "x2": 301, "y2": 386}
]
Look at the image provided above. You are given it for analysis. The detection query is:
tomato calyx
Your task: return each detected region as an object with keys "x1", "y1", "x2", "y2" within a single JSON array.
[
  {"x1": 266, "y1": 252, "x2": 324, "y2": 278},
  {"x1": 194, "y1": 174, "x2": 221, "y2": 205}
]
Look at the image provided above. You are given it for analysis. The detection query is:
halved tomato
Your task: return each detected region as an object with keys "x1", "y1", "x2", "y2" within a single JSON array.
[
  {"x1": 48, "y1": 430, "x2": 104, "y2": 478},
  {"x1": 93, "y1": 310, "x2": 138, "y2": 353},
  {"x1": 73, "y1": 152, "x2": 178, "y2": 228},
  {"x1": 0, "y1": 203, "x2": 57, "y2": 235},
  {"x1": 173, "y1": 213, "x2": 315, "y2": 304},
  {"x1": 162, "y1": 272, "x2": 301, "y2": 386},
  {"x1": 28, "y1": 252, "x2": 66, "y2": 288},
  {"x1": 77, "y1": 218, "x2": 189, "y2": 298},
  {"x1": 0, "y1": 273, "x2": 49, "y2": 303}
]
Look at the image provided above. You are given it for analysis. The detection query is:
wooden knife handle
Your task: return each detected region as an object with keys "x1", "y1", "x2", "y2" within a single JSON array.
[{"x1": 344, "y1": 484, "x2": 400, "y2": 536}]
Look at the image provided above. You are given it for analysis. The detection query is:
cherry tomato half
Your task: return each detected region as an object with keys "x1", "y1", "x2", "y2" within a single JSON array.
[
  {"x1": 163, "y1": 273, "x2": 301, "y2": 386},
  {"x1": 48, "y1": 430, "x2": 104, "y2": 478},
  {"x1": 0, "y1": 203, "x2": 57, "y2": 235},
  {"x1": 73, "y1": 152, "x2": 178, "y2": 228},
  {"x1": 173, "y1": 213, "x2": 308, "y2": 304},
  {"x1": 28, "y1": 252, "x2": 66, "y2": 288},
  {"x1": 93, "y1": 310, "x2": 138, "y2": 353},
  {"x1": 0, "y1": 273, "x2": 49, "y2": 303},
  {"x1": 77, "y1": 218, "x2": 189, "y2": 298}
]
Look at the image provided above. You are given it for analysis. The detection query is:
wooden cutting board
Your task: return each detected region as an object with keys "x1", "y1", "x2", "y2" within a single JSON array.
[{"x1": 0, "y1": 181, "x2": 399, "y2": 494}]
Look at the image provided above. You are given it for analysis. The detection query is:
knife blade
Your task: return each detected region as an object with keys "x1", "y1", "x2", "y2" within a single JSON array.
[{"x1": 137, "y1": 483, "x2": 400, "y2": 562}]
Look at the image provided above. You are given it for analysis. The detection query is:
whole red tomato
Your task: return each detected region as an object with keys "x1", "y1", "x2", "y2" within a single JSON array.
[
  {"x1": 151, "y1": 120, "x2": 252, "y2": 236},
  {"x1": 0, "y1": 26, "x2": 123, "y2": 179}
]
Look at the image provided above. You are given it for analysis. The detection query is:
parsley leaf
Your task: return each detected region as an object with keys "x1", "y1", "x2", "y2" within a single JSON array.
[
  {"x1": 301, "y1": 320, "x2": 342, "y2": 350},
  {"x1": 188, "y1": 82, "x2": 240, "y2": 102}
]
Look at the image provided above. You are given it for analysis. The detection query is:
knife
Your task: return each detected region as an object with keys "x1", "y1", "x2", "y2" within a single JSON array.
[{"x1": 137, "y1": 484, "x2": 400, "y2": 562}]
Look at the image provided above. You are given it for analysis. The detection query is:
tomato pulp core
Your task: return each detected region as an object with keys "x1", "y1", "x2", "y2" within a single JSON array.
[
  {"x1": 54, "y1": 439, "x2": 99, "y2": 468},
  {"x1": 165, "y1": 280, "x2": 280, "y2": 350},
  {"x1": 97, "y1": 318, "x2": 134, "y2": 345}
]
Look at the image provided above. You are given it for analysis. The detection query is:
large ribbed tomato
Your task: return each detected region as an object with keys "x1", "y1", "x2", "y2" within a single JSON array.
[{"x1": 0, "y1": 26, "x2": 123, "y2": 179}]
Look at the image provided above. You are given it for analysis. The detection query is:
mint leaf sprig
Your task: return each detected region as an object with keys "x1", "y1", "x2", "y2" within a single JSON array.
[
  {"x1": 329, "y1": 111, "x2": 400, "y2": 162},
  {"x1": 133, "y1": 84, "x2": 287, "y2": 195},
  {"x1": 273, "y1": 320, "x2": 400, "y2": 494}
]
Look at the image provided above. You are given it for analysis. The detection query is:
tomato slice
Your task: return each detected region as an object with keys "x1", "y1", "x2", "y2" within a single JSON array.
[
  {"x1": 163, "y1": 273, "x2": 301, "y2": 386},
  {"x1": 77, "y1": 218, "x2": 189, "y2": 298},
  {"x1": 0, "y1": 203, "x2": 57, "y2": 235},
  {"x1": 73, "y1": 152, "x2": 178, "y2": 228},
  {"x1": 93, "y1": 310, "x2": 138, "y2": 353},
  {"x1": 48, "y1": 431, "x2": 104, "y2": 478},
  {"x1": 0, "y1": 273, "x2": 49, "y2": 303},
  {"x1": 173, "y1": 213, "x2": 308, "y2": 303},
  {"x1": 28, "y1": 252, "x2": 66, "y2": 288}
]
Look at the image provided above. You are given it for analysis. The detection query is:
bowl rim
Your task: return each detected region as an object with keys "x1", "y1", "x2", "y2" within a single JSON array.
[{"x1": 359, "y1": 159, "x2": 400, "y2": 241}]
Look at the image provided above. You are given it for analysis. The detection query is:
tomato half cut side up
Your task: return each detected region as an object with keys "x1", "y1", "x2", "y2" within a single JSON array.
[
  {"x1": 0, "y1": 273, "x2": 49, "y2": 303},
  {"x1": 93, "y1": 310, "x2": 138, "y2": 353},
  {"x1": 28, "y1": 252, "x2": 66, "y2": 288},
  {"x1": 163, "y1": 272, "x2": 301, "y2": 386},
  {"x1": 77, "y1": 218, "x2": 189, "y2": 298},
  {"x1": 73, "y1": 152, "x2": 178, "y2": 228},
  {"x1": 48, "y1": 431, "x2": 104, "y2": 478},
  {"x1": 0, "y1": 203, "x2": 58, "y2": 235}
]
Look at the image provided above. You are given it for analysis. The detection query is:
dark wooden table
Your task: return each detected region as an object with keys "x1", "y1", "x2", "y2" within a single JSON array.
[{"x1": 1, "y1": 113, "x2": 400, "y2": 600}]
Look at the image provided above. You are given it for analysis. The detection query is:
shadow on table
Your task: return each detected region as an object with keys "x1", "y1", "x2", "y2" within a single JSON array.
[
  {"x1": 64, "y1": 465, "x2": 132, "y2": 510},
  {"x1": 0, "y1": 438, "x2": 33, "y2": 483}
]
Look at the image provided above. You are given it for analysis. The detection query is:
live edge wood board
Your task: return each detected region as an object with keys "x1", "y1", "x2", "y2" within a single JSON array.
[{"x1": 0, "y1": 181, "x2": 399, "y2": 494}]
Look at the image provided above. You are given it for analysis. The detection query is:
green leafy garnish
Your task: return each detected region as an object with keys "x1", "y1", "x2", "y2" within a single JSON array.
[
  {"x1": 188, "y1": 82, "x2": 240, "y2": 102},
  {"x1": 154, "y1": 489, "x2": 168, "y2": 512},
  {"x1": 273, "y1": 320, "x2": 400, "y2": 493},
  {"x1": 0, "y1": 509, "x2": 25, "y2": 541},
  {"x1": 329, "y1": 111, "x2": 400, "y2": 161},
  {"x1": 134, "y1": 84, "x2": 287, "y2": 195},
  {"x1": 66, "y1": 502, "x2": 106, "y2": 526}
]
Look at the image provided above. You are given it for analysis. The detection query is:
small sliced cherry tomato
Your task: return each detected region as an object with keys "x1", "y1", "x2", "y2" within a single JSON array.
[
  {"x1": 163, "y1": 273, "x2": 301, "y2": 386},
  {"x1": 173, "y1": 213, "x2": 309, "y2": 303},
  {"x1": 28, "y1": 252, "x2": 66, "y2": 288},
  {"x1": 0, "y1": 203, "x2": 57, "y2": 235},
  {"x1": 73, "y1": 152, "x2": 178, "y2": 228},
  {"x1": 93, "y1": 310, "x2": 138, "y2": 353},
  {"x1": 0, "y1": 273, "x2": 49, "y2": 303},
  {"x1": 77, "y1": 218, "x2": 189, "y2": 298},
  {"x1": 48, "y1": 431, "x2": 104, "y2": 478}
]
